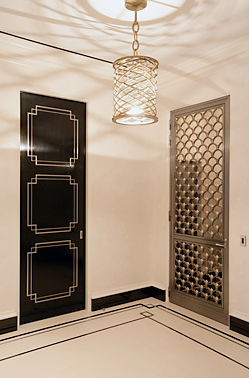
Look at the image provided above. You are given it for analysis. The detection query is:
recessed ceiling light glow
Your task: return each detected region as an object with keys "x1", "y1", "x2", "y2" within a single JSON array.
[{"x1": 87, "y1": 0, "x2": 186, "y2": 22}]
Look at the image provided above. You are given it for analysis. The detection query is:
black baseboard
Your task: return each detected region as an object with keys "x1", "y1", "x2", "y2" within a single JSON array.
[
  {"x1": 0, "y1": 316, "x2": 17, "y2": 335},
  {"x1": 230, "y1": 316, "x2": 249, "y2": 338},
  {"x1": 92, "y1": 286, "x2": 166, "y2": 311}
]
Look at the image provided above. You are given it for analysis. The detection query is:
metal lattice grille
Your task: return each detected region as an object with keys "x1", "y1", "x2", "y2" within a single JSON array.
[
  {"x1": 174, "y1": 240, "x2": 223, "y2": 306},
  {"x1": 174, "y1": 106, "x2": 224, "y2": 241}
]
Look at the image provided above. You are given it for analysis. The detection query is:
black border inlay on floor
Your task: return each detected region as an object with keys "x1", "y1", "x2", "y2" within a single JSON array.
[
  {"x1": 157, "y1": 305, "x2": 249, "y2": 347},
  {"x1": 0, "y1": 304, "x2": 147, "y2": 343},
  {"x1": 0, "y1": 317, "x2": 147, "y2": 363},
  {"x1": 0, "y1": 304, "x2": 152, "y2": 362},
  {"x1": 148, "y1": 316, "x2": 249, "y2": 370},
  {"x1": 0, "y1": 303, "x2": 248, "y2": 371}
]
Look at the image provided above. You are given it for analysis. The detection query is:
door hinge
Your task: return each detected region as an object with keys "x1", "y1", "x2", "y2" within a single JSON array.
[
  {"x1": 169, "y1": 135, "x2": 171, "y2": 146},
  {"x1": 168, "y1": 210, "x2": 171, "y2": 222},
  {"x1": 169, "y1": 119, "x2": 171, "y2": 130},
  {"x1": 168, "y1": 288, "x2": 171, "y2": 299}
]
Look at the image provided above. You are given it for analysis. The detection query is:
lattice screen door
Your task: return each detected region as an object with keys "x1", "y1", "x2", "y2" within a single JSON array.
[{"x1": 169, "y1": 96, "x2": 230, "y2": 324}]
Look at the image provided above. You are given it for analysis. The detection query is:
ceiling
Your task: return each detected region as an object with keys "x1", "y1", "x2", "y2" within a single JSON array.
[{"x1": 0, "y1": 0, "x2": 249, "y2": 86}]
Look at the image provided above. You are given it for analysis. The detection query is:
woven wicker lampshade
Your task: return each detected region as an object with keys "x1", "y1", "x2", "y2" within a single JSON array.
[{"x1": 112, "y1": 0, "x2": 159, "y2": 125}]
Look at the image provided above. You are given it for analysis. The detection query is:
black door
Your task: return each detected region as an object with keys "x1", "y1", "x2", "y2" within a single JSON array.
[{"x1": 20, "y1": 92, "x2": 86, "y2": 324}]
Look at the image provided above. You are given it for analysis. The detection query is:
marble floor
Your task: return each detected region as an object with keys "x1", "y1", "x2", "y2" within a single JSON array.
[{"x1": 0, "y1": 299, "x2": 248, "y2": 377}]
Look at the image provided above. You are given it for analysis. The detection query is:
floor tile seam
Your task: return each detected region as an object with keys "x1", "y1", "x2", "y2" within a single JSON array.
[
  {"x1": 156, "y1": 305, "x2": 249, "y2": 348},
  {"x1": 147, "y1": 316, "x2": 249, "y2": 371},
  {"x1": 0, "y1": 303, "x2": 148, "y2": 344},
  {"x1": 0, "y1": 316, "x2": 147, "y2": 363}
]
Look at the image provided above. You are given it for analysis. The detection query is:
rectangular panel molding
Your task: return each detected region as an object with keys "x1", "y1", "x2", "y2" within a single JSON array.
[{"x1": 92, "y1": 286, "x2": 166, "y2": 311}]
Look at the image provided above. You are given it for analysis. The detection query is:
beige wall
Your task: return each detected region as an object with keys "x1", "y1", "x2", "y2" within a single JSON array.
[{"x1": 0, "y1": 32, "x2": 168, "y2": 318}]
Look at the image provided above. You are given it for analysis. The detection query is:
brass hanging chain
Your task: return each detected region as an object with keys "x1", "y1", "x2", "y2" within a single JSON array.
[{"x1": 132, "y1": 10, "x2": 139, "y2": 56}]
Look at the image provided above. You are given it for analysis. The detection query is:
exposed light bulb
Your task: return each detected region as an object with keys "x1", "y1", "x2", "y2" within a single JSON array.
[{"x1": 127, "y1": 107, "x2": 144, "y2": 115}]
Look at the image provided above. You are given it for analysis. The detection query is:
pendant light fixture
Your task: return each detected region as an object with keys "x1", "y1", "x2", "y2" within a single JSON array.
[{"x1": 112, "y1": 0, "x2": 159, "y2": 125}]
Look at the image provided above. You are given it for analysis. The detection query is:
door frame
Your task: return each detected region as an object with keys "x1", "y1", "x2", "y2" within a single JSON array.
[{"x1": 169, "y1": 95, "x2": 230, "y2": 324}]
